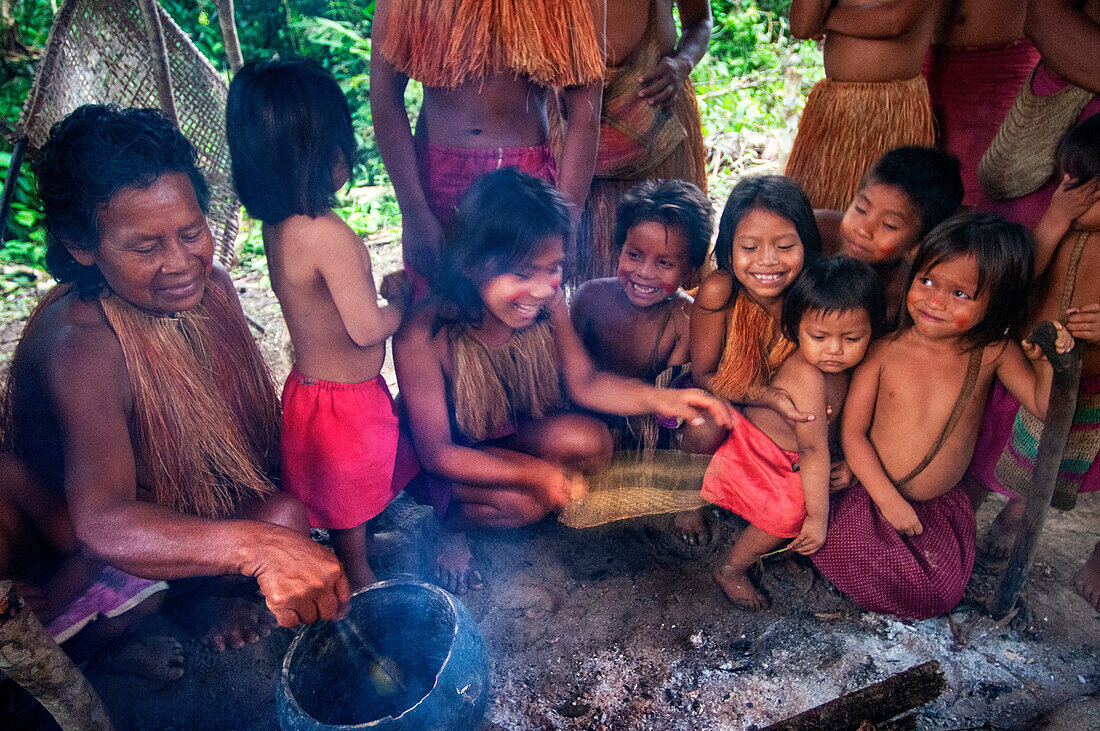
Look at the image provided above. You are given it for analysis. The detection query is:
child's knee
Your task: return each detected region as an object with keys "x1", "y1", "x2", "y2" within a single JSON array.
[
  {"x1": 245, "y1": 492, "x2": 310, "y2": 534},
  {"x1": 680, "y1": 418, "x2": 725, "y2": 455},
  {"x1": 549, "y1": 417, "x2": 613, "y2": 471}
]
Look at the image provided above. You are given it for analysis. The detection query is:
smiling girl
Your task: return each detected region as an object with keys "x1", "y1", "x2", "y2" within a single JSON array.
[
  {"x1": 674, "y1": 175, "x2": 825, "y2": 544},
  {"x1": 394, "y1": 169, "x2": 733, "y2": 593},
  {"x1": 812, "y1": 213, "x2": 1072, "y2": 619}
]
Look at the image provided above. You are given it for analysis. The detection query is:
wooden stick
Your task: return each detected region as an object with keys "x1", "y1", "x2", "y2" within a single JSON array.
[
  {"x1": 762, "y1": 661, "x2": 945, "y2": 731},
  {"x1": 0, "y1": 581, "x2": 114, "y2": 730},
  {"x1": 992, "y1": 321, "x2": 1081, "y2": 617},
  {"x1": 135, "y1": 0, "x2": 178, "y2": 124},
  {"x1": 213, "y1": 0, "x2": 243, "y2": 73}
]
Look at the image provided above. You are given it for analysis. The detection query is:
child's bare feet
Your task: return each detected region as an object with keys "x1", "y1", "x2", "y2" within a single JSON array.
[
  {"x1": 176, "y1": 595, "x2": 276, "y2": 651},
  {"x1": 435, "y1": 529, "x2": 484, "y2": 595},
  {"x1": 1073, "y1": 541, "x2": 1100, "y2": 612},
  {"x1": 714, "y1": 564, "x2": 769, "y2": 611},
  {"x1": 673, "y1": 507, "x2": 710, "y2": 546},
  {"x1": 100, "y1": 635, "x2": 185, "y2": 681},
  {"x1": 981, "y1": 498, "x2": 1026, "y2": 562}
]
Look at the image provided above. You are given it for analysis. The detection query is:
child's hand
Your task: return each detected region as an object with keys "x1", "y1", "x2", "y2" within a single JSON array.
[
  {"x1": 1023, "y1": 321, "x2": 1075, "y2": 361},
  {"x1": 655, "y1": 388, "x2": 735, "y2": 429},
  {"x1": 789, "y1": 513, "x2": 828, "y2": 555},
  {"x1": 402, "y1": 211, "x2": 444, "y2": 275},
  {"x1": 1049, "y1": 175, "x2": 1100, "y2": 226},
  {"x1": 879, "y1": 496, "x2": 923, "y2": 537},
  {"x1": 829, "y1": 460, "x2": 855, "y2": 492},
  {"x1": 380, "y1": 270, "x2": 413, "y2": 310},
  {"x1": 1065, "y1": 303, "x2": 1100, "y2": 344},
  {"x1": 540, "y1": 468, "x2": 587, "y2": 510},
  {"x1": 760, "y1": 387, "x2": 816, "y2": 424}
]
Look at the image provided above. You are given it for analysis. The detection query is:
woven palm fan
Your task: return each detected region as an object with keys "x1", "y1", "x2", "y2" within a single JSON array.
[{"x1": 2, "y1": 0, "x2": 242, "y2": 267}]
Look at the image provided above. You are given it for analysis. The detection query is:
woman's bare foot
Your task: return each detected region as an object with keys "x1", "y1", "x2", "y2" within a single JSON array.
[
  {"x1": 100, "y1": 635, "x2": 185, "y2": 681},
  {"x1": 435, "y1": 529, "x2": 484, "y2": 595},
  {"x1": 673, "y1": 507, "x2": 710, "y2": 546},
  {"x1": 981, "y1": 498, "x2": 1026, "y2": 562},
  {"x1": 714, "y1": 564, "x2": 769, "y2": 611},
  {"x1": 174, "y1": 595, "x2": 276, "y2": 651},
  {"x1": 1073, "y1": 542, "x2": 1100, "y2": 612}
]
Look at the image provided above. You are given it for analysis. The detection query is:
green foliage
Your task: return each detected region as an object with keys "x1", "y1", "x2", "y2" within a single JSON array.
[{"x1": 0, "y1": 0, "x2": 823, "y2": 281}]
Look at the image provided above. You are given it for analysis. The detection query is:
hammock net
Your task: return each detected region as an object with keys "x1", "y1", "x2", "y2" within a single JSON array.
[{"x1": 13, "y1": 0, "x2": 239, "y2": 267}]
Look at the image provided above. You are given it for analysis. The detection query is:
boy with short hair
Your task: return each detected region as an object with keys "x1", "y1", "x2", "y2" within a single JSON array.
[
  {"x1": 816, "y1": 146, "x2": 964, "y2": 323},
  {"x1": 370, "y1": 0, "x2": 606, "y2": 289},
  {"x1": 572, "y1": 179, "x2": 714, "y2": 385},
  {"x1": 786, "y1": 0, "x2": 941, "y2": 212}
]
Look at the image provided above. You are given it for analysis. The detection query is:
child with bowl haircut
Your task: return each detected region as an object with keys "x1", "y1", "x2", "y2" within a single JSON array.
[
  {"x1": 703, "y1": 256, "x2": 886, "y2": 610},
  {"x1": 227, "y1": 59, "x2": 419, "y2": 591},
  {"x1": 968, "y1": 116, "x2": 1100, "y2": 611},
  {"x1": 817, "y1": 146, "x2": 964, "y2": 323},
  {"x1": 572, "y1": 179, "x2": 714, "y2": 384}
]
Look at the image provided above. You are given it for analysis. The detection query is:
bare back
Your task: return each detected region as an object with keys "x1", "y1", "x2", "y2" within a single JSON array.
[
  {"x1": 263, "y1": 213, "x2": 388, "y2": 383},
  {"x1": 933, "y1": 0, "x2": 1027, "y2": 47}
]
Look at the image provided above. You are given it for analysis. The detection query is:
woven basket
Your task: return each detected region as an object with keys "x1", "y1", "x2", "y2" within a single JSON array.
[{"x1": 14, "y1": 0, "x2": 239, "y2": 268}]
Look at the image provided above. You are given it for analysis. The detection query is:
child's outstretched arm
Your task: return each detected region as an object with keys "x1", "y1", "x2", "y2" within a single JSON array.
[
  {"x1": 1025, "y1": 0, "x2": 1100, "y2": 94},
  {"x1": 550, "y1": 297, "x2": 735, "y2": 428},
  {"x1": 785, "y1": 364, "x2": 832, "y2": 556},
  {"x1": 840, "y1": 346, "x2": 924, "y2": 536},
  {"x1": 1000, "y1": 322, "x2": 1076, "y2": 421},
  {"x1": 789, "y1": 0, "x2": 832, "y2": 40},
  {"x1": 370, "y1": 0, "x2": 443, "y2": 273},
  {"x1": 312, "y1": 217, "x2": 406, "y2": 346},
  {"x1": 394, "y1": 312, "x2": 581, "y2": 510},
  {"x1": 823, "y1": 0, "x2": 930, "y2": 39},
  {"x1": 1032, "y1": 176, "x2": 1100, "y2": 279}
]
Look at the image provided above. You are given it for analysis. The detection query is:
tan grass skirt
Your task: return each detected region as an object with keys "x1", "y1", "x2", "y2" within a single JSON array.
[{"x1": 785, "y1": 76, "x2": 935, "y2": 211}]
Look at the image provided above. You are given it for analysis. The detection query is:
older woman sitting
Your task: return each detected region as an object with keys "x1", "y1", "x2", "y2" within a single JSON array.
[{"x1": 0, "y1": 105, "x2": 348, "y2": 680}]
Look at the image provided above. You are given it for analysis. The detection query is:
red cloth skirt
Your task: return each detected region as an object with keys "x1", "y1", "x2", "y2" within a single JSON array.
[
  {"x1": 967, "y1": 377, "x2": 1100, "y2": 499},
  {"x1": 811, "y1": 483, "x2": 976, "y2": 620},
  {"x1": 922, "y1": 39, "x2": 1039, "y2": 208},
  {"x1": 406, "y1": 141, "x2": 559, "y2": 296},
  {"x1": 281, "y1": 367, "x2": 419, "y2": 529},
  {"x1": 701, "y1": 409, "x2": 804, "y2": 539}
]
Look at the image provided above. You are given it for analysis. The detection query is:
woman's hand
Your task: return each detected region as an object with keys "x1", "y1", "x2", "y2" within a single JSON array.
[
  {"x1": 1065, "y1": 303, "x2": 1100, "y2": 344},
  {"x1": 638, "y1": 55, "x2": 690, "y2": 107},
  {"x1": 539, "y1": 468, "x2": 588, "y2": 510}
]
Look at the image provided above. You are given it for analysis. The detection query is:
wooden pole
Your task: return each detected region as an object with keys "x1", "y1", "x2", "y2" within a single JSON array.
[
  {"x1": 135, "y1": 0, "x2": 178, "y2": 124},
  {"x1": 213, "y1": 0, "x2": 243, "y2": 73},
  {"x1": 763, "y1": 661, "x2": 945, "y2": 731},
  {"x1": 992, "y1": 321, "x2": 1082, "y2": 618},
  {"x1": 0, "y1": 581, "x2": 115, "y2": 730},
  {"x1": 0, "y1": 136, "x2": 27, "y2": 248}
]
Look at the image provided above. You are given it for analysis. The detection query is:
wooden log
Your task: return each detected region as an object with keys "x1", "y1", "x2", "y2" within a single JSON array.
[
  {"x1": 0, "y1": 581, "x2": 114, "y2": 730},
  {"x1": 991, "y1": 322, "x2": 1081, "y2": 618},
  {"x1": 763, "y1": 661, "x2": 945, "y2": 731}
]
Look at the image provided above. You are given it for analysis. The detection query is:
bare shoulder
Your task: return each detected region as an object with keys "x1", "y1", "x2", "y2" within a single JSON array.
[
  {"x1": 209, "y1": 264, "x2": 237, "y2": 300},
  {"x1": 572, "y1": 277, "x2": 619, "y2": 318},
  {"x1": 981, "y1": 338, "x2": 1015, "y2": 367},
  {"x1": 35, "y1": 297, "x2": 129, "y2": 408},
  {"x1": 695, "y1": 270, "x2": 735, "y2": 310},
  {"x1": 775, "y1": 352, "x2": 827, "y2": 397}
]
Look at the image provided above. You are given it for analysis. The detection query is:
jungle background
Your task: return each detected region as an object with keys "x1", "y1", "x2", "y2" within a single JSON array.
[{"x1": 0, "y1": 0, "x2": 821, "y2": 313}]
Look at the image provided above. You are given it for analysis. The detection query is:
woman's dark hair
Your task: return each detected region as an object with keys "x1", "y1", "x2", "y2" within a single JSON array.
[
  {"x1": 614, "y1": 179, "x2": 714, "y2": 270},
  {"x1": 434, "y1": 168, "x2": 570, "y2": 329},
  {"x1": 782, "y1": 255, "x2": 887, "y2": 341},
  {"x1": 226, "y1": 57, "x2": 356, "y2": 224},
  {"x1": 899, "y1": 212, "x2": 1033, "y2": 347},
  {"x1": 1056, "y1": 114, "x2": 1100, "y2": 188},
  {"x1": 712, "y1": 175, "x2": 823, "y2": 307},
  {"x1": 33, "y1": 104, "x2": 210, "y2": 300},
  {"x1": 861, "y1": 146, "x2": 964, "y2": 239}
]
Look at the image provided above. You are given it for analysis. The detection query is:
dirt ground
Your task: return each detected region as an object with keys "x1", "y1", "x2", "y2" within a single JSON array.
[{"x1": 5, "y1": 250, "x2": 1099, "y2": 730}]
